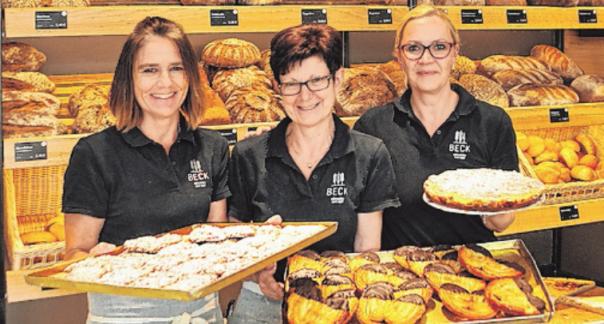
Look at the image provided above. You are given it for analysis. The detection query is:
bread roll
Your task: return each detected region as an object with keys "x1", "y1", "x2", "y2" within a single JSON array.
[
  {"x1": 571, "y1": 75, "x2": 604, "y2": 103},
  {"x1": 491, "y1": 69, "x2": 563, "y2": 91},
  {"x1": 479, "y1": 55, "x2": 549, "y2": 76},
  {"x1": 2, "y1": 42, "x2": 47, "y2": 72},
  {"x1": 527, "y1": 0, "x2": 578, "y2": 6},
  {"x1": 459, "y1": 73, "x2": 509, "y2": 108},
  {"x1": 212, "y1": 66, "x2": 272, "y2": 101},
  {"x1": 336, "y1": 67, "x2": 398, "y2": 117},
  {"x1": 508, "y1": 84, "x2": 580, "y2": 107},
  {"x1": 224, "y1": 88, "x2": 285, "y2": 123},
  {"x1": 68, "y1": 84, "x2": 110, "y2": 117},
  {"x1": 530, "y1": 44, "x2": 583, "y2": 80},
  {"x1": 452, "y1": 55, "x2": 477, "y2": 80},
  {"x1": 486, "y1": 0, "x2": 527, "y2": 4},
  {"x1": 201, "y1": 38, "x2": 261, "y2": 69},
  {"x1": 2, "y1": 72, "x2": 55, "y2": 93},
  {"x1": 375, "y1": 60, "x2": 407, "y2": 96}
]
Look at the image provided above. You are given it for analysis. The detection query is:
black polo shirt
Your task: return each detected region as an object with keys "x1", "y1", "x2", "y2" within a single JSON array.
[
  {"x1": 354, "y1": 84, "x2": 518, "y2": 249},
  {"x1": 62, "y1": 118, "x2": 231, "y2": 245},
  {"x1": 228, "y1": 114, "x2": 400, "y2": 254}
]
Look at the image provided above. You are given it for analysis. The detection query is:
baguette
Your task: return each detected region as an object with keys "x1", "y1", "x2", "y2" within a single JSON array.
[
  {"x1": 530, "y1": 44, "x2": 583, "y2": 80},
  {"x1": 570, "y1": 75, "x2": 604, "y2": 103},
  {"x1": 491, "y1": 69, "x2": 563, "y2": 91},
  {"x1": 508, "y1": 84, "x2": 580, "y2": 107},
  {"x1": 479, "y1": 55, "x2": 549, "y2": 76}
]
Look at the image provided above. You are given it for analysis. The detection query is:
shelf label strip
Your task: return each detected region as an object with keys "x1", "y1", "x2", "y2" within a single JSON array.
[
  {"x1": 301, "y1": 9, "x2": 327, "y2": 25},
  {"x1": 210, "y1": 9, "x2": 239, "y2": 26},
  {"x1": 35, "y1": 11, "x2": 67, "y2": 30},
  {"x1": 368, "y1": 8, "x2": 392, "y2": 25},
  {"x1": 15, "y1": 141, "x2": 48, "y2": 162},
  {"x1": 549, "y1": 108, "x2": 570, "y2": 123},
  {"x1": 506, "y1": 9, "x2": 527, "y2": 24},
  {"x1": 461, "y1": 9, "x2": 483, "y2": 24},
  {"x1": 559, "y1": 205, "x2": 580, "y2": 221},
  {"x1": 578, "y1": 9, "x2": 598, "y2": 24}
]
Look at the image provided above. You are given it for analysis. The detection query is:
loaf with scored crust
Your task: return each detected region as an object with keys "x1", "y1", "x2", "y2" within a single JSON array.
[
  {"x1": 479, "y1": 55, "x2": 549, "y2": 76},
  {"x1": 336, "y1": 67, "x2": 398, "y2": 117},
  {"x1": 2, "y1": 72, "x2": 55, "y2": 93},
  {"x1": 201, "y1": 38, "x2": 261, "y2": 69},
  {"x1": 459, "y1": 73, "x2": 509, "y2": 108},
  {"x1": 508, "y1": 84, "x2": 579, "y2": 107},
  {"x1": 491, "y1": 69, "x2": 563, "y2": 91},
  {"x1": 530, "y1": 44, "x2": 583, "y2": 80}
]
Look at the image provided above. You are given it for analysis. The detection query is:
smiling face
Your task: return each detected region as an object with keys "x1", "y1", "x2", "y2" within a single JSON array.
[
  {"x1": 133, "y1": 35, "x2": 188, "y2": 124},
  {"x1": 278, "y1": 55, "x2": 342, "y2": 128},
  {"x1": 396, "y1": 15, "x2": 458, "y2": 94}
]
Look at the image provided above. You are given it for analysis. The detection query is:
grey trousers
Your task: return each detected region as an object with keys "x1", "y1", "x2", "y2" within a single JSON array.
[{"x1": 228, "y1": 287, "x2": 282, "y2": 324}]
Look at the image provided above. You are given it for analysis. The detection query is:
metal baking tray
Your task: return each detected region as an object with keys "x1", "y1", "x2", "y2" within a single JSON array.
[
  {"x1": 284, "y1": 239, "x2": 554, "y2": 323},
  {"x1": 26, "y1": 221, "x2": 337, "y2": 301}
]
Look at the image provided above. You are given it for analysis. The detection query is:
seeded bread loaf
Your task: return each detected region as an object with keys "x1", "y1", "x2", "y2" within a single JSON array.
[
  {"x1": 67, "y1": 84, "x2": 110, "y2": 117},
  {"x1": 508, "y1": 84, "x2": 580, "y2": 107},
  {"x1": 459, "y1": 73, "x2": 509, "y2": 108},
  {"x1": 336, "y1": 67, "x2": 398, "y2": 117},
  {"x1": 212, "y1": 66, "x2": 272, "y2": 101},
  {"x1": 224, "y1": 88, "x2": 285, "y2": 123},
  {"x1": 2, "y1": 72, "x2": 55, "y2": 93},
  {"x1": 2, "y1": 42, "x2": 47, "y2": 72}
]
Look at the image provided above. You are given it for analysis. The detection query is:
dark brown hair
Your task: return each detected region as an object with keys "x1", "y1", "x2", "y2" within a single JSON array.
[
  {"x1": 109, "y1": 16, "x2": 202, "y2": 131},
  {"x1": 270, "y1": 24, "x2": 342, "y2": 83}
]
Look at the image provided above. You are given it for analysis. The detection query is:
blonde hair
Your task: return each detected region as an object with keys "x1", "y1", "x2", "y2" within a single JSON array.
[{"x1": 393, "y1": 5, "x2": 460, "y2": 55}]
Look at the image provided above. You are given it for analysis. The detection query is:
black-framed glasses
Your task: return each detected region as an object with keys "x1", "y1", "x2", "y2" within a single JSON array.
[
  {"x1": 279, "y1": 74, "x2": 333, "y2": 96},
  {"x1": 399, "y1": 41, "x2": 455, "y2": 61}
]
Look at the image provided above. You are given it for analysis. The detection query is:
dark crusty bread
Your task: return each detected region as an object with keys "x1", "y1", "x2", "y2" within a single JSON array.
[
  {"x1": 459, "y1": 73, "x2": 509, "y2": 108},
  {"x1": 491, "y1": 69, "x2": 563, "y2": 91},
  {"x1": 530, "y1": 44, "x2": 583, "y2": 80},
  {"x1": 570, "y1": 75, "x2": 604, "y2": 103},
  {"x1": 508, "y1": 84, "x2": 579, "y2": 107},
  {"x1": 2, "y1": 42, "x2": 47, "y2": 72},
  {"x1": 479, "y1": 55, "x2": 549, "y2": 76}
]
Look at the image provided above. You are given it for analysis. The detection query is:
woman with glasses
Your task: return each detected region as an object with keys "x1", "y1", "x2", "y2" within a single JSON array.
[
  {"x1": 227, "y1": 24, "x2": 400, "y2": 324},
  {"x1": 354, "y1": 4, "x2": 518, "y2": 250}
]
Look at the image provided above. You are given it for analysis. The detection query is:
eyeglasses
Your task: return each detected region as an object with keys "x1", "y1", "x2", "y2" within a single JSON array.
[
  {"x1": 399, "y1": 41, "x2": 455, "y2": 61},
  {"x1": 279, "y1": 75, "x2": 333, "y2": 96}
]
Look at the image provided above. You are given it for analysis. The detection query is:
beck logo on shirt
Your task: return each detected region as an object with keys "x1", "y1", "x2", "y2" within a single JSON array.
[
  {"x1": 187, "y1": 159, "x2": 209, "y2": 188},
  {"x1": 449, "y1": 130, "x2": 470, "y2": 160},
  {"x1": 327, "y1": 172, "x2": 347, "y2": 204}
]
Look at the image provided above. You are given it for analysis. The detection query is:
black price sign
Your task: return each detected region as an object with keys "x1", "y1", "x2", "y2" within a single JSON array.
[
  {"x1": 35, "y1": 11, "x2": 67, "y2": 30},
  {"x1": 549, "y1": 108, "x2": 569, "y2": 123},
  {"x1": 302, "y1": 9, "x2": 327, "y2": 25},
  {"x1": 15, "y1": 141, "x2": 48, "y2": 162},
  {"x1": 461, "y1": 9, "x2": 483, "y2": 24},
  {"x1": 507, "y1": 9, "x2": 527, "y2": 24},
  {"x1": 219, "y1": 128, "x2": 237, "y2": 145},
  {"x1": 368, "y1": 8, "x2": 392, "y2": 25},
  {"x1": 559, "y1": 205, "x2": 579, "y2": 221},
  {"x1": 210, "y1": 9, "x2": 239, "y2": 26},
  {"x1": 579, "y1": 9, "x2": 597, "y2": 24}
]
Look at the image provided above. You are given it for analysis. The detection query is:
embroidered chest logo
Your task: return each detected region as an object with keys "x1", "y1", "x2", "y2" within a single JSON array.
[
  {"x1": 326, "y1": 172, "x2": 348, "y2": 204},
  {"x1": 449, "y1": 130, "x2": 471, "y2": 160},
  {"x1": 187, "y1": 159, "x2": 209, "y2": 188}
]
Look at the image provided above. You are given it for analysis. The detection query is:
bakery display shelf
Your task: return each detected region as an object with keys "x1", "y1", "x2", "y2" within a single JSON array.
[
  {"x1": 504, "y1": 102, "x2": 604, "y2": 131},
  {"x1": 498, "y1": 197, "x2": 604, "y2": 236},
  {"x1": 2, "y1": 5, "x2": 409, "y2": 38},
  {"x1": 4, "y1": 5, "x2": 604, "y2": 38}
]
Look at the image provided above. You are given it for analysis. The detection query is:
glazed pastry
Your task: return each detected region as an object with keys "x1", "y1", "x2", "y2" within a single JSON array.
[
  {"x1": 288, "y1": 250, "x2": 326, "y2": 274},
  {"x1": 485, "y1": 278, "x2": 546, "y2": 316},
  {"x1": 336, "y1": 67, "x2": 398, "y2": 117},
  {"x1": 424, "y1": 263, "x2": 486, "y2": 293},
  {"x1": 356, "y1": 282, "x2": 395, "y2": 324},
  {"x1": 349, "y1": 251, "x2": 380, "y2": 272},
  {"x1": 439, "y1": 283, "x2": 497, "y2": 320},
  {"x1": 320, "y1": 274, "x2": 356, "y2": 300},
  {"x1": 384, "y1": 294, "x2": 426, "y2": 324},
  {"x1": 405, "y1": 249, "x2": 438, "y2": 277},
  {"x1": 458, "y1": 244, "x2": 525, "y2": 280},
  {"x1": 201, "y1": 38, "x2": 261, "y2": 69},
  {"x1": 211, "y1": 65, "x2": 272, "y2": 101},
  {"x1": 224, "y1": 88, "x2": 285, "y2": 123},
  {"x1": 393, "y1": 245, "x2": 424, "y2": 270},
  {"x1": 393, "y1": 278, "x2": 434, "y2": 304},
  {"x1": 354, "y1": 264, "x2": 404, "y2": 291}
]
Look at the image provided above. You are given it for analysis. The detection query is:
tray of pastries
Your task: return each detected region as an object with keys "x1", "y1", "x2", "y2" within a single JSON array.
[
  {"x1": 423, "y1": 168, "x2": 545, "y2": 215},
  {"x1": 284, "y1": 239, "x2": 554, "y2": 323},
  {"x1": 26, "y1": 222, "x2": 337, "y2": 301}
]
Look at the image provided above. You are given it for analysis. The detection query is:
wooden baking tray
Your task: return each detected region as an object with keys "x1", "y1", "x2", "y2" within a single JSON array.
[
  {"x1": 26, "y1": 221, "x2": 337, "y2": 301},
  {"x1": 284, "y1": 239, "x2": 554, "y2": 323}
]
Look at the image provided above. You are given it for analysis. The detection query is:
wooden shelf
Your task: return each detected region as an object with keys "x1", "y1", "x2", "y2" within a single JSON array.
[
  {"x1": 4, "y1": 5, "x2": 604, "y2": 38},
  {"x1": 2, "y1": 5, "x2": 408, "y2": 38},
  {"x1": 498, "y1": 198, "x2": 604, "y2": 236},
  {"x1": 505, "y1": 102, "x2": 604, "y2": 130}
]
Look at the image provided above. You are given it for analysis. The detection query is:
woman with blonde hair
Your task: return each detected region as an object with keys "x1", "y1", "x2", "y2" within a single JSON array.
[
  {"x1": 63, "y1": 16, "x2": 228, "y2": 323},
  {"x1": 355, "y1": 4, "x2": 518, "y2": 249}
]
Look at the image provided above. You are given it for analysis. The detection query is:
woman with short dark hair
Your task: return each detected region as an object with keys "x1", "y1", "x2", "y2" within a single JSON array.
[
  {"x1": 63, "y1": 16, "x2": 228, "y2": 323},
  {"x1": 227, "y1": 24, "x2": 400, "y2": 324}
]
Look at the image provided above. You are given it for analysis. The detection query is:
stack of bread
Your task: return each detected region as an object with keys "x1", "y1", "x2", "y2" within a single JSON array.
[
  {"x1": 2, "y1": 42, "x2": 63, "y2": 139},
  {"x1": 68, "y1": 84, "x2": 115, "y2": 134},
  {"x1": 517, "y1": 131, "x2": 604, "y2": 184},
  {"x1": 201, "y1": 38, "x2": 285, "y2": 124}
]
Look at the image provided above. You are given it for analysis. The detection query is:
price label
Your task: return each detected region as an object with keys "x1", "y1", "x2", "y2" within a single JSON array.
[
  {"x1": 302, "y1": 9, "x2": 327, "y2": 25},
  {"x1": 219, "y1": 128, "x2": 237, "y2": 145},
  {"x1": 507, "y1": 9, "x2": 527, "y2": 24},
  {"x1": 210, "y1": 9, "x2": 238, "y2": 26},
  {"x1": 579, "y1": 9, "x2": 597, "y2": 23},
  {"x1": 559, "y1": 205, "x2": 579, "y2": 221},
  {"x1": 35, "y1": 11, "x2": 67, "y2": 29},
  {"x1": 368, "y1": 8, "x2": 392, "y2": 25},
  {"x1": 549, "y1": 108, "x2": 569, "y2": 123},
  {"x1": 461, "y1": 9, "x2": 483, "y2": 24},
  {"x1": 15, "y1": 141, "x2": 48, "y2": 162}
]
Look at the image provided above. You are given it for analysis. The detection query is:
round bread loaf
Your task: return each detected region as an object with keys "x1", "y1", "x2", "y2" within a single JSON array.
[
  {"x1": 376, "y1": 60, "x2": 407, "y2": 96},
  {"x1": 212, "y1": 65, "x2": 272, "y2": 101},
  {"x1": 452, "y1": 55, "x2": 477, "y2": 80},
  {"x1": 68, "y1": 84, "x2": 110, "y2": 117},
  {"x1": 458, "y1": 73, "x2": 509, "y2": 108},
  {"x1": 570, "y1": 75, "x2": 604, "y2": 103},
  {"x1": 336, "y1": 67, "x2": 398, "y2": 117},
  {"x1": 224, "y1": 88, "x2": 285, "y2": 123},
  {"x1": 201, "y1": 38, "x2": 261, "y2": 69}
]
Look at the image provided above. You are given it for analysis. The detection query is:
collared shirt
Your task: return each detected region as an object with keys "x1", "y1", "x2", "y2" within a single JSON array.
[
  {"x1": 62, "y1": 118, "x2": 230, "y2": 245},
  {"x1": 354, "y1": 84, "x2": 518, "y2": 249},
  {"x1": 228, "y1": 114, "x2": 400, "y2": 254}
]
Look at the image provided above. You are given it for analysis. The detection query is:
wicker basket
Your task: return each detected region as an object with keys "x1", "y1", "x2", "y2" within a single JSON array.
[
  {"x1": 3, "y1": 165, "x2": 66, "y2": 270},
  {"x1": 518, "y1": 125, "x2": 604, "y2": 205}
]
